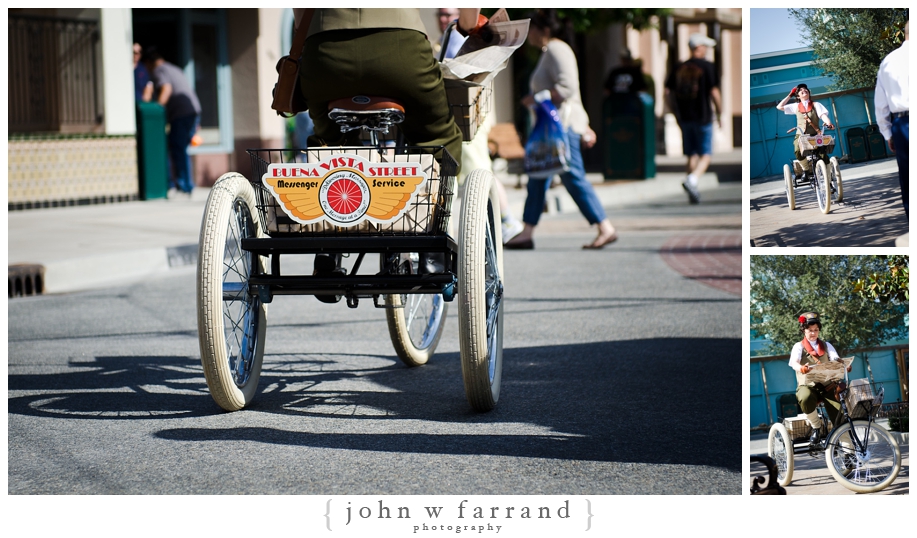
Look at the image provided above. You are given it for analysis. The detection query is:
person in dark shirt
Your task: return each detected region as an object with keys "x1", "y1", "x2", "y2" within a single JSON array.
[
  {"x1": 664, "y1": 33, "x2": 722, "y2": 204},
  {"x1": 142, "y1": 47, "x2": 201, "y2": 195},
  {"x1": 604, "y1": 49, "x2": 647, "y2": 96}
]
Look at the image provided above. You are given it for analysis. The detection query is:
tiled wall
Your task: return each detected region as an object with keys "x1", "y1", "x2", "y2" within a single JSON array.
[{"x1": 8, "y1": 136, "x2": 139, "y2": 209}]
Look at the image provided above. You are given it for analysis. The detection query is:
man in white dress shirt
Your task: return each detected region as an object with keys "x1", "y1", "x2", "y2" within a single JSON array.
[{"x1": 875, "y1": 21, "x2": 909, "y2": 217}]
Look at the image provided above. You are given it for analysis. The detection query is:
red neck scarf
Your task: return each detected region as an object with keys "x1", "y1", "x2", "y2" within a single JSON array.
[
  {"x1": 799, "y1": 100, "x2": 814, "y2": 113},
  {"x1": 802, "y1": 338, "x2": 825, "y2": 357}
]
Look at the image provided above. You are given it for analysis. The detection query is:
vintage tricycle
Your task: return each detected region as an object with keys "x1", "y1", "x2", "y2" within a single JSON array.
[
  {"x1": 783, "y1": 126, "x2": 844, "y2": 214},
  {"x1": 195, "y1": 94, "x2": 504, "y2": 413},
  {"x1": 767, "y1": 360, "x2": 901, "y2": 493}
]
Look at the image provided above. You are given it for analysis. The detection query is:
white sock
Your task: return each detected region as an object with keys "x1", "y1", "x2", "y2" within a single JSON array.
[
  {"x1": 806, "y1": 411, "x2": 823, "y2": 430},
  {"x1": 686, "y1": 174, "x2": 698, "y2": 187}
]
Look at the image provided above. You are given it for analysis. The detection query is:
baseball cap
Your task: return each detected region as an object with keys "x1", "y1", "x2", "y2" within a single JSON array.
[{"x1": 688, "y1": 33, "x2": 717, "y2": 49}]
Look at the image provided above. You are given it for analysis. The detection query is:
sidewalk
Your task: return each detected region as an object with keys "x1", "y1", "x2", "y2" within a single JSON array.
[{"x1": 8, "y1": 150, "x2": 741, "y2": 295}]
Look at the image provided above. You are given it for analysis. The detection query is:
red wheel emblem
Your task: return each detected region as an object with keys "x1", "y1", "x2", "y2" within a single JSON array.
[
  {"x1": 327, "y1": 178, "x2": 363, "y2": 215},
  {"x1": 318, "y1": 170, "x2": 370, "y2": 224}
]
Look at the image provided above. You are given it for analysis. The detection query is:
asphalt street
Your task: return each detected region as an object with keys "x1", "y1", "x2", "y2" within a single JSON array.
[
  {"x1": 749, "y1": 155, "x2": 908, "y2": 247},
  {"x1": 8, "y1": 168, "x2": 743, "y2": 495}
]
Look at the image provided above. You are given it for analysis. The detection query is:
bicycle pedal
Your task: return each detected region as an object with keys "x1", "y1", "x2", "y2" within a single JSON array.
[{"x1": 373, "y1": 295, "x2": 405, "y2": 309}]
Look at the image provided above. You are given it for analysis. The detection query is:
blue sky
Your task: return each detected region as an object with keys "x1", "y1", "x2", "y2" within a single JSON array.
[{"x1": 750, "y1": 8, "x2": 809, "y2": 55}]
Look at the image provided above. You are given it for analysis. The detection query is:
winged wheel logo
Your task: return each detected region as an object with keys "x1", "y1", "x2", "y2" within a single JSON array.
[{"x1": 262, "y1": 154, "x2": 428, "y2": 226}]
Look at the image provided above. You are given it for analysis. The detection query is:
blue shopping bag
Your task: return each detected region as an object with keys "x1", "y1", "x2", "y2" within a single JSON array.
[{"x1": 524, "y1": 94, "x2": 570, "y2": 179}]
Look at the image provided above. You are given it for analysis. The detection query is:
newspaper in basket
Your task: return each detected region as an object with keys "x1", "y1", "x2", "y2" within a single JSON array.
[
  {"x1": 439, "y1": 9, "x2": 529, "y2": 142},
  {"x1": 249, "y1": 147, "x2": 456, "y2": 236},
  {"x1": 797, "y1": 133, "x2": 835, "y2": 156}
]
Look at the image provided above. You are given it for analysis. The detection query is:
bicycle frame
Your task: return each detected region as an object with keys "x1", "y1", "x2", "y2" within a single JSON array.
[
  {"x1": 806, "y1": 368, "x2": 883, "y2": 455},
  {"x1": 787, "y1": 126, "x2": 833, "y2": 186}
]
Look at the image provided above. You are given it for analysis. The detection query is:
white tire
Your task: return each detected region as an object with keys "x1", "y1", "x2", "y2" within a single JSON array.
[
  {"x1": 457, "y1": 169, "x2": 504, "y2": 411},
  {"x1": 783, "y1": 164, "x2": 795, "y2": 210},
  {"x1": 830, "y1": 156, "x2": 843, "y2": 202},
  {"x1": 825, "y1": 420, "x2": 901, "y2": 493},
  {"x1": 386, "y1": 263, "x2": 448, "y2": 367},
  {"x1": 197, "y1": 173, "x2": 268, "y2": 411},
  {"x1": 768, "y1": 422, "x2": 795, "y2": 486},
  {"x1": 815, "y1": 160, "x2": 830, "y2": 214}
]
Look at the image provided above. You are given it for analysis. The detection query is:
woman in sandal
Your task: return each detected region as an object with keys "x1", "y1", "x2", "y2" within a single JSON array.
[{"x1": 505, "y1": 9, "x2": 617, "y2": 250}]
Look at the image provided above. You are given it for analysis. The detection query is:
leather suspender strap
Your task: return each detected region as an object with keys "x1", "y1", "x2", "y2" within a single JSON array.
[{"x1": 290, "y1": 9, "x2": 315, "y2": 60}]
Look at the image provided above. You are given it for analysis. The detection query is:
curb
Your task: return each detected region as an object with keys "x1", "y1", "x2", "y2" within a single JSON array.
[{"x1": 39, "y1": 244, "x2": 200, "y2": 295}]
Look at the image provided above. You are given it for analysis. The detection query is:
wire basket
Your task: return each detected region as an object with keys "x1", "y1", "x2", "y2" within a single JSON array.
[
  {"x1": 247, "y1": 146, "x2": 456, "y2": 237},
  {"x1": 844, "y1": 379, "x2": 884, "y2": 419},
  {"x1": 783, "y1": 415, "x2": 812, "y2": 441},
  {"x1": 797, "y1": 134, "x2": 835, "y2": 156},
  {"x1": 445, "y1": 81, "x2": 492, "y2": 141}
]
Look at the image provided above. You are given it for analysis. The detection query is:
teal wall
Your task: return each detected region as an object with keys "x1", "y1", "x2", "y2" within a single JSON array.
[
  {"x1": 750, "y1": 49, "x2": 832, "y2": 105},
  {"x1": 749, "y1": 48, "x2": 887, "y2": 178},
  {"x1": 750, "y1": 349, "x2": 906, "y2": 428}
]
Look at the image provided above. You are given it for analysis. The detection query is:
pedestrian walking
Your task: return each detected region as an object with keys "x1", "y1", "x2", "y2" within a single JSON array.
[
  {"x1": 142, "y1": 46, "x2": 201, "y2": 196},
  {"x1": 664, "y1": 33, "x2": 722, "y2": 204},
  {"x1": 875, "y1": 21, "x2": 909, "y2": 217},
  {"x1": 505, "y1": 9, "x2": 617, "y2": 250}
]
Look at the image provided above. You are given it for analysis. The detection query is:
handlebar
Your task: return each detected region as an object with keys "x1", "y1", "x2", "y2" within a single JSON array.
[{"x1": 786, "y1": 125, "x2": 835, "y2": 135}]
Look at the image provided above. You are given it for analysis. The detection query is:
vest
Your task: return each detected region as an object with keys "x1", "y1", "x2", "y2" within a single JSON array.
[
  {"x1": 795, "y1": 101, "x2": 820, "y2": 136},
  {"x1": 796, "y1": 338, "x2": 827, "y2": 386},
  {"x1": 307, "y1": 8, "x2": 427, "y2": 38}
]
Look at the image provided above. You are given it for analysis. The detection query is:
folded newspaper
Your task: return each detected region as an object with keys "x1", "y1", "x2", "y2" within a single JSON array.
[
  {"x1": 439, "y1": 9, "x2": 530, "y2": 87},
  {"x1": 804, "y1": 357, "x2": 854, "y2": 385}
]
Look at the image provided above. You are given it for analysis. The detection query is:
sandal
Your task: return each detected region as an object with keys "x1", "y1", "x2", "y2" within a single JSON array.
[{"x1": 583, "y1": 232, "x2": 617, "y2": 249}]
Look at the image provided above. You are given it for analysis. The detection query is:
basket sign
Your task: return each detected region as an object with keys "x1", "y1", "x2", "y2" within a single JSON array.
[{"x1": 262, "y1": 153, "x2": 427, "y2": 226}]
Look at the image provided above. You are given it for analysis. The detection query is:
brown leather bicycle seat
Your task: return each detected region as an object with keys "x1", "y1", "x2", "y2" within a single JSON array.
[{"x1": 327, "y1": 96, "x2": 405, "y2": 113}]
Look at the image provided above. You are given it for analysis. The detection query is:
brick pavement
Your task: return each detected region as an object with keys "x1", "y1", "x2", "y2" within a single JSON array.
[{"x1": 659, "y1": 233, "x2": 742, "y2": 296}]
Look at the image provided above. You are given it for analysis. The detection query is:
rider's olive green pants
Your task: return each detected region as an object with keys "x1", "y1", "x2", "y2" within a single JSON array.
[
  {"x1": 797, "y1": 383, "x2": 843, "y2": 428},
  {"x1": 299, "y1": 28, "x2": 463, "y2": 172}
]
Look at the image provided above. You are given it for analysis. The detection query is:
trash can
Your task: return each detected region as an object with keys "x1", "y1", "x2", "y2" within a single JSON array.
[
  {"x1": 603, "y1": 92, "x2": 655, "y2": 179},
  {"x1": 136, "y1": 102, "x2": 169, "y2": 200},
  {"x1": 845, "y1": 126, "x2": 869, "y2": 163},
  {"x1": 866, "y1": 124, "x2": 888, "y2": 160},
  {"x1": 779, "y1": 393, "x2": 799, "y2": 421}
]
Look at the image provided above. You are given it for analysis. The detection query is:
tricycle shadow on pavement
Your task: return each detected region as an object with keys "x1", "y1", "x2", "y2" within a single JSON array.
[
  {"x1": 751, "y1": 172, "x2": 907, "y2": 247},
  {"x1": 8, "y1": 338, "x2": 741, "y2": 472},
  {"x1": 7, "y1": 355, "x2": 219, "y2": 419},
  {"x1": 156, "y1": 336, "x2": 741, "y2": 472}
]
